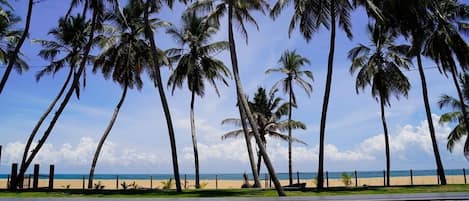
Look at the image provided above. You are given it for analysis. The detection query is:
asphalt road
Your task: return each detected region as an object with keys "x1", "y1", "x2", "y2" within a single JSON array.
[{"x1": 1, "y1": 192, "x2": 469, "y2": 200}]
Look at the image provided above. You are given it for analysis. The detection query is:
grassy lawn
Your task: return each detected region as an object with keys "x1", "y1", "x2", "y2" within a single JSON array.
[{"x1": 0, "y1": 184, "x2": 467, "y2": 198}]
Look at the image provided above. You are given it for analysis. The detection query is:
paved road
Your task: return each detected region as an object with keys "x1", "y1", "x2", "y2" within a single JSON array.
[{"x1": 1, "y1": 193, "x2": 469, "y2": 200}]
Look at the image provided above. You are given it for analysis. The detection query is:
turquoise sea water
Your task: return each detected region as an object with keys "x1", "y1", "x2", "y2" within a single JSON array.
[{"x1": 1, "y1": 169, "x2": 466, "y2": 180}]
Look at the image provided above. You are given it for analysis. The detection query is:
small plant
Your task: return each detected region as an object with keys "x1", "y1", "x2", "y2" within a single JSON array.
[
  {"x1": 341, "y1": 172, "x2": 353, "y2": 187},
  {"x1": 161, "y1": 178, "x2": 173, "y2": 190},
  {"x1": 121, "y1": 181, "x2": 128, "y2": 190},
  {"x1": 129, "y1": 181, "x2": 139, "y2": 189},
  {"x1": 200, "y1": 182, "x2": 209, "y2": 189},
  {"x1": 94, "y1": 181, "x2": 105, "y2": 190},
  {"x1": 62, "y1": 184, "x2": 71, "y2": 189}
]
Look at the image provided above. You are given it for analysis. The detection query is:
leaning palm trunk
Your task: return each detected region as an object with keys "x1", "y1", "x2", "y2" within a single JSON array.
[
  {"x1": 379, "y1": 95, "x2": 390, "y2": 187},
  {"x1": 318, "y1": 2, "x2": 336, "y2": 190},
  {"x1": 88, "y1": 85, "x2": 128, "y2": 189},
  {"x1": 16, "y1": 10, "x2": 98, "y2": 189},
  {"x1": 0, "y1": 0, "x2": 33, "y2": 95},
  {"x1": 19, "y1": 67, "x2": 74, "y2": 188},
  {"x1": 143, "y1": 0, "x2": 182, "y2": 192},
  {"x1": 449, "y1": 66, "x2": 469, "y2": 158},
  {"x1": 190, "y1": 91, "x2": 200, "y2": 189},
  {"x1": 416, "y1": 54, "x2": 447, "y2": 185},
  {"x1": 288, "y1": 82, "x2": 293, "y2": 185},
  {"x1": 238, "y1": 99, "x2": 261, "y2": 187},
  {"x1": 227, "y1": 0, "x2": 285, "y2": 196}
]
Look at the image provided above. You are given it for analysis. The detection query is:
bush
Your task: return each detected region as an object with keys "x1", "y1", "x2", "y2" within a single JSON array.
[
  {"x1": 161, "y1": 178, "x2": 173, "y2": 190},
  {"x1": 94, "y1": 181, "x2": 105, "y2": 190},
  {"x1": 341, "y1": 172, "x2": 353, "y2": 187}
]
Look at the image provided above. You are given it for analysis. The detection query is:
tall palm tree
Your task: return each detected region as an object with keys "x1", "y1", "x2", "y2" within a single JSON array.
[
  {"x1": 142, "y1": 0, "x2": 183, "y2": 192},
  {"x1": 439, "y1": 73, "x2": 469, "y2": 154},
  {"x1": 16, "y1": 0, "x2": 122, "y2": 189},
  {"x1": 167, "y1": 12, "x2": 230, "y2": 189},
  {"x1": 348, "y1": 24, "x2": 411, "y2": 186},
  {"x1": 380, "y1": 0, "x2": 447, "y2": 184},
  {"x1": 423, "y1": 0, "x2": 469, "y2": 159},
  {"x1": 222, "y1": 87, "x2": 306, "y2": 175},
  {"x1": 265, "y1": 50, "x2": 313, "y2": 185},
  {"x1": 270, "y1": 0, "x2": 353, "y2": 189},
  {"x1": 88, "y1": 0, "x2": 152, "y2": 188},
  {"x1": 0, "y1": 0, "x2": 32, "y2": 95},
  {"x1": 189, "y1": 0, "x2": 286, "y2": 195},
  {"x1": 19, "y1": 14, "x2": 89, "y2": 188}
]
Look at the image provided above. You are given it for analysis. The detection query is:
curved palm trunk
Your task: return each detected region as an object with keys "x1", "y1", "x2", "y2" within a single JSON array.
[
  {"x1": 143, "y1": 0, "x2": 182, "y2": 192},
  {"x1": 288, "y1": 81, "x2": 293, "y2": 185},
  {"x1": 238, "y1": 102, "x2": 261, "y2": 187},
  {"x1": 88, "y1": 85, "x2": 127, "y2": 189},
  {"x1": 18, "y1": 67, "x2": 74, "y2": 187},
  {"x1": 190, "y1": 91, "x2": 200, "y2": 189},
  {"x1": 379, "y1": 95, "x2": 390, "y2": 187},
  {"x1": 449, "y1": 66, "x2": 469, "y2": 158},
  {"x1": 416, "y1": 54, "x2": 447, "y2": 185},
  {"x1": 317, "y1": 2, "x2": 336, "y2": 190},
  {"x1": 16, "y1": 11, "x2": 98, "y2": 189},
  {"x1": 0, "y1": 0, "x2": 33, "y2": 95},
  {"x1": 227, "y1": 0, "x2": 285, "y2": 196},
  {"x1": 256, "y1": 139, "x2": 266, "y2": 176}
]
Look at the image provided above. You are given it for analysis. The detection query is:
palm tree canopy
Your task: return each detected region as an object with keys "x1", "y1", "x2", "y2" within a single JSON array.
[
  {"x1": 266, "y1": 49, "x2": 313, "y2": 105},
  {"x1": 348, "y1": 24, "x2": 411, "y2": 106},
  {"x1": 167, "y1": 12, "x2": 231, "y2": 97},
  {"x1": 222, "y1": 87, "x2": 307, "y2": 145},
  {"x1": 0, "y1": 10, "x2": 27, "y2": 74}
]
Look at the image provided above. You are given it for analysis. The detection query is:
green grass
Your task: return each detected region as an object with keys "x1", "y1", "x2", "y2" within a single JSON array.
[{"x1": 0, "y1": 184, "x2": 467, "y2": 198}]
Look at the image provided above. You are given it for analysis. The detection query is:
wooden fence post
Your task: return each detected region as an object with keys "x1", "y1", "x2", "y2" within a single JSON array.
[
  {"x1": 28, "y1": 175, "x2": 31, "y2": 189},
  {"x1": 116, "y1": 175, "x2": 119, "y2": 190},
  {"x1": 184, "y1": 174, "x2": 187, "y2": 189},
  {"x1": 264, "y1": 174, "x2": 268, "y2": 189},
  {"x1": 216, "y1": 175, "x2": 218, "y2": 190},
  {"x1": 383, "y1": 170, "x2": 386, "y2": 187},
  {"x1": 6, "y1": 175, "x2": 10, "y2": 189},
  {"x1": 326, "y1": 171, "x2": 329, "y2": 188},
  {"x1": 9, "y1": 163, "x2": 17, "y2": 190},
  {"x1": 48, "y1": 164, "x2": 54, "y2": 190},
  {"x1": 150, "y1": 176, "x2": 153, "y2": 189},
  {"x1": 33, "y1": 164, "x2": 39, "y2": 190},
  {"x1": 410, "y1": 169, "x2": 413, "y2": 186},
  {"x1": 463, "y1": 168, "x2": 467, "y2": 184},
  {"x1": 354, "y1": 170, "x2": 358, "y2": 188},
  {"x1": 297, "y1": 171, "x2": 300, "y2": 184},
  {"x1": 82, "y1": 176, "x2": 85, "y2": 191}
]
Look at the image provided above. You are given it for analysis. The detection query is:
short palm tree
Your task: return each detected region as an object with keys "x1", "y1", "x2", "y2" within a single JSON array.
[
  {"x1": 439, "y1": 73, "x2": 469, "y2": 155},
  {"x1": 265, "y1": 50, "x2": 313, "y2": 185},
  {"x1": 167, "y1": 11, "x2": 230, "y2": 189},
  {"x1": 348, "y1": 24, "x2": 411, "y2": 186},
  {"x1": 222, "y1": 87, "x2": 306, "y2": 175},
  {"x1": 87, "y1": 0, "x2": 152, "y2": 188}
]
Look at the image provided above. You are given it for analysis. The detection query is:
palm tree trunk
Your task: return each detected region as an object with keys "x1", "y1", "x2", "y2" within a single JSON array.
[
  {"x1": 0, "y1": 0, "x2": 33, "y2": 95},
  {"x1": 449, "y1": 66, "x2": 469, "y2": 158},
  {"x1": 19, "y1": 66, "x2": 74, "y2": 188},
  {"x1": 16, "y1": 10, "x2": 98, "y2": 189},
  {"x1": 227, "y1": 0, "x2": 285, "y2": 196},
  {"x1": 88, "y1": 85, "x2": 128, "y2": 189},
  {"x1": 416, "y1": 54, "x2": 447, "y2": 185},
  {"x1": 256, "y1": 150, "x2": 262, "y2": 176},
  {"x1": 379, "y1": 95, "x2": 391, "y2": 187},
  {"x1": 318, "y1": 1, "x2": 336, "y2": 190},
  {"x1": 190, "y1": 91, "x2": 200, "y2": 189},
  {"x1": 238, "y1": 101, "x2": 261, "y2": 187},
  {"x1": 143, "y1": 0, "x2": 182, "y2": 192},
  {"x1": 288, "y1": 80, "x2": 293, "y2": 185}
]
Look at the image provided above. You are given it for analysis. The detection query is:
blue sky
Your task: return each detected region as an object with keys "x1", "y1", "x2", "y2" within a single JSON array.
[{"x1": 0, "y1": 0, "x2": 468, "y2": 174}]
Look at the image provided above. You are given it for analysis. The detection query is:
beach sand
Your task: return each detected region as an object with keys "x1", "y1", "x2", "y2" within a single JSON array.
[{"x1": 0, "y1": 175, "x2": 466, "y2": 189}]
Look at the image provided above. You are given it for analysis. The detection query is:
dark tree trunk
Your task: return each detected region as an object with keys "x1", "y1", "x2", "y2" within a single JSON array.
[
  {"x1": 417, "y1": 54, "x2": 447, "y2": 185},
  {"x1": 143, "y1": 0, "x2": 182, "y2": 192},
  {"x1": 238, "y1": 102, "x2": 261, "y2": 187},
  {"x1": 288, "y1": 80, "x2": 293, "y2": 185},
  {"x1": 227, "y1": 0, "x2": 285, "y2": 196},
  {"x1": 379, "y1": 95, "x2": 390, "y2": 187},
  {"x1": 449, "y1": 66, "x2": 469, "y2": 158},
  {"x1": 317, "y1": 2, "x2": 336, "y2": 190},
  {"x1": 0, "y1": 0, "x2": 33, "y2": 95},
  {"x1": 190, "y1": 91, "x2": 200, "y2": 189},
  {"x1": 88, "y1": 85, "x2": 127, "y2": 188}
]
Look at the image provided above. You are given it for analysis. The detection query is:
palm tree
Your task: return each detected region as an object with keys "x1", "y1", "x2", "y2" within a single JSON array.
[
  {"x1": 88, "y1": 0, "x2": 152, "y2": 188},
  {"x1": 380, "y1": 0, "x2": 447, "y2": 184},
  {"x1": 270, "y1": 0, "x2": 353, "y2": 189},
  {"x1": 222, "y1": 87, "x2": 306, "y2": 175},
  {"x1": 0, "y1": 0, "x2": 32, "y2": 95},
  {"x1": 19, "y1": 14, "x2": 89, "y2": 188},
  {"x1": 166, "y1": 11, "x2": 230, "y2": 189},
  {"x1": 265, "y1": 50, "x2": 313, "y2": 185},
  {"x1": 16, "y1": 0, "x2": 122, "y2": 189},
  {"x1": 189, "y1": 0, "x2": 286, "y2": 195},
  {"x1": 423, "y1": 0, "x2": 469, "y2": 159},
  {"x1": 142, "y1": 0, "x2": 183, "y2": 192},
  {"x1": 348, "y1": 24, "x2": 411, "y2": 186},
  {"x1": 439, "y1": 73, "x2": 469, "y2": 155}
]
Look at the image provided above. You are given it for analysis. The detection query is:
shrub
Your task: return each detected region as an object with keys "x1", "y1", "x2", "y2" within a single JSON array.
[
  {"x1": 94, "y1": 181, "x2": 105, "y2": 190},
  {"x1": 341, "y1": 172, "x2": 353, "y2": 187},
  {"x1": 161, "y1": 178, "x2": 173, "y2": 190},
  {"x1": 121, "y1": 181, "x2": 128, "y2": 190}
]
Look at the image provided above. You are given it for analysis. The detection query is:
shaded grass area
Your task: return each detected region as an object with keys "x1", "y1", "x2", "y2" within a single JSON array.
[{"x1": 0, "y1": 184, "x2": 467, "y2": 198}]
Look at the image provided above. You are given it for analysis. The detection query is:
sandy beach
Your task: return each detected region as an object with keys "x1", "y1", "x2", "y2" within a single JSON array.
[{"x1": 0, "y1": 175, "x2": 466, "y2": 189}]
